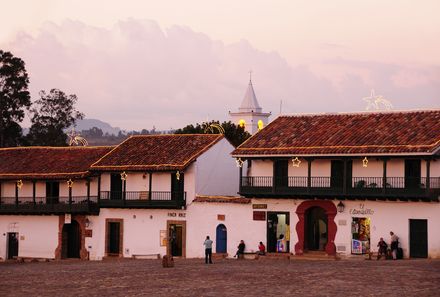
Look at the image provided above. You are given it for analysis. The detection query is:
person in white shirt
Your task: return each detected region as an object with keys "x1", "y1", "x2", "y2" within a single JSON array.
[
  {"x1": 203, "y1": 236, "x2": 213, "y2": 264},
  {"x1": 390, "y1": 231, "x2": 399, "y2": 260}
]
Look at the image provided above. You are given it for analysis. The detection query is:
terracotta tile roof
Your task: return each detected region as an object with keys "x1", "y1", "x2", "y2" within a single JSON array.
[
  {"x1": 233, "y1": 110, "x2": 440, "y2": 156},
  {"x1": 194, "y1": 195, "x2": 251, "y2": 204},
  {"x1": 91, "y1": 134, "x2": 224, "y2": 171},
  {"x1": 0, "y1": 146, "x2": 113, "y2": 180}
]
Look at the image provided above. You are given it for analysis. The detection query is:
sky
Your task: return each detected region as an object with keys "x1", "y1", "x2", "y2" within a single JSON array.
[{"x1": 1, "y1": 0, "x2": 439, "y2": 130}]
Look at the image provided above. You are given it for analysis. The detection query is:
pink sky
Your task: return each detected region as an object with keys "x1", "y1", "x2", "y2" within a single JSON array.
[{"x1": 1, "y1": 0, "x2": 439, "y2": 130}]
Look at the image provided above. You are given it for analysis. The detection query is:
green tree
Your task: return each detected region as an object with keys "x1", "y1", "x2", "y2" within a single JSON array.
[
  {"x1": 27, "y1": 89, "x2": 84, "y2": 146},
  {"x1": 0, "y1": 50, "x2": 31, "y2": 147},
  {"x1": 174, "y1": 120, "x2": 251, "y2": 147}
]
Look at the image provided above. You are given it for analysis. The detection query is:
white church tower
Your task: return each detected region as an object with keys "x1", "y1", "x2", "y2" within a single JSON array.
[{"x1": 229, "y1": 76, "x2": 271, "y2": 134}]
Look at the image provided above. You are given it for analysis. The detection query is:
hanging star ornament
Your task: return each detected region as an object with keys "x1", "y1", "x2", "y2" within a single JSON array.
[
  {"x1": 176, "y1": 171, "x2": 181, "y2": 181},
  {"x1": 120, "y1": 171, "x2": 128, "y2": 181},
  {"x1": 67, "y1": 179, "x2": 74, "y2": 188},
  {"x1": 235, "y1": 158, "x2": 244, "y2": 168},
  {"x1": 292, "y1": 157, "x2": 301, "y2": 167},
  {"x1": 362, "y1": 157, "x2": 369, "y2": 167},
  {"x1": 16, "y1": 180, "x2": 23, "y2": 189},
  {"x1": 363, "y1": 89, "x2": 393, "y2": 111}
]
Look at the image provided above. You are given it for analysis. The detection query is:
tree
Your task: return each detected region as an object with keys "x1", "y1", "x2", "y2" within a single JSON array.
[
  {"x1": 174, "y1": 120, "x2": 251, "y2": 147},
  {"x1": 27, "y1": 89, "x2": 84, "y2": 146},
  {"x1": 0, "y1": 50, "x2": 31, "y2": 147}
]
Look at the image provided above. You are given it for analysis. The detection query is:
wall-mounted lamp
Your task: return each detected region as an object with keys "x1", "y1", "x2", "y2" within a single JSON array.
[
  {"x1": 120, "y1": 171, "x2": 127, "y2": 181},
  {"x1": 16, "y1": 180, "x2": 23, "y2": 189},
  {"x1": 67, "y1": 179, "x2": 74, "y2": 188},
  {"x1": 362, "y1": 157, "x2": 368, "y2": 168},
  {"x1": 292, "y1": 157, "x2": 301, "y2": 167},
  {"x1": 337, "y1": 201, "x2": 345, "y2": 213},
  {"x1": 235, "y1": 158, "x2": 244, "y2": 168}
]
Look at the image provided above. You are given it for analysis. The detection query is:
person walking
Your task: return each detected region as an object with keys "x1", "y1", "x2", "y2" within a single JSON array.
[
  {"x1": 203, "y1": 236, "x2": 213, "y2": 264},
  {"x1": 390, "y1": 231, "x2": 399, "y2": 260}
]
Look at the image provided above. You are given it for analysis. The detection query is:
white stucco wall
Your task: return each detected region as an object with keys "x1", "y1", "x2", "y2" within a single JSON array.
[
  {"x1": 195, "y1": 138, "x2": 238, "y2": 196},
  {"x1": 0, "y1": 216, "x2": 59, "y2": 260},
  {"x1": 250, "y1": 160, "x2": 273, "y2": 176}
]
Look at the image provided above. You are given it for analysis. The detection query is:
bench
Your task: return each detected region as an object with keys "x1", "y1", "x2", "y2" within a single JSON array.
[
  {"x1": 238, "y1": 252, "x2": 258, "y2": 260},
  {"x1": 132, "y1": 253, "x2": 160, "y2": 260}
]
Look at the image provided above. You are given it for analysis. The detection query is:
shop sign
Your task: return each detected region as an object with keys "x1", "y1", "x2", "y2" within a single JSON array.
[
  {"x1": 253, "y1": 211, "x2": 266, "y2": 221},
  {"x1": 217, "y1": 214, "x2": 225, "y2": 221},
  {"x1": 167, "y1": 212, "x2": 186, "y2": 218},
  {"x1": 349, "y1": 203, "x2": 374, "y2": 215},
  {"x1": 252, "y1": 204, "x2": 267, "y2": 209}
]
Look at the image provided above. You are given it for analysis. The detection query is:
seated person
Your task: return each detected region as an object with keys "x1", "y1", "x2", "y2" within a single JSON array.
[
  {"x1": 377, "y1": 237, "x2": 388, "y2": 260},
  {"x1": 234, "y1": 240, "x2": 245, "y2": 258},
  {"x1": 258, "y1": 241, "x2": 266, "y2": 255}
]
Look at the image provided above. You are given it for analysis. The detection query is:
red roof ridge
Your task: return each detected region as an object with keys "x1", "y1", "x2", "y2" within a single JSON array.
[
  {"x1": 279, "y1": 109, "x2": 440, "y2": 118},
  {"x1": 0, "y1": 145, "x2": 114, "y2": 151}
]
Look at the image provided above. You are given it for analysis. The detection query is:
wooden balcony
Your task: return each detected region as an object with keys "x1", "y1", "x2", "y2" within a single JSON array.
[
  {"x1": 0, "y1": 196, "x2": 99, "y2": 214},
  {"x1": 240, "y1": 176, "x2": 440, "y2": 201},
  {"x1": 99, "y1": 191, "x2": 186, "y2": 209}
]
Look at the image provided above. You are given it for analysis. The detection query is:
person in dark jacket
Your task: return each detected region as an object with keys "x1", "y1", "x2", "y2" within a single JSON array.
[
  {"x1": 234, "y1": 240, "x2": 245, "y2": 258},
  {"x1": 377, "y1": 237, "x2": 388, "y2": 260}
]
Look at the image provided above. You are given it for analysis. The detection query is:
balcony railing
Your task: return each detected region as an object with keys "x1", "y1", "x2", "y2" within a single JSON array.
[
  {"x1": 0, "y1": 196, "x2": 99, "y2": 214},
  {"x1": 99, "y1": 191, "x2": 186, "y2": 209},
  {"x1": 240, "y1": 176, "x2": 440, "y2": 200}
]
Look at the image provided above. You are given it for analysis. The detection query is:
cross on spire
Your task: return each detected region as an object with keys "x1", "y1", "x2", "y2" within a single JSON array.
[{"x1": 249, "y1": 70, "x2": 252, "y2": 82}]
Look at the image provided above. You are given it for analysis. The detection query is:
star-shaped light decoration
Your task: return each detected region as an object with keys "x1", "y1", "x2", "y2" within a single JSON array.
[
  {"x1": 16, "y1": 179, "x2": 23, "y2": 189},
  {"x1": 362, "y1": 157, "x2": 369, "y2": 168},
  {"x1": 363, "y1": 89, "x2": 393, "y2": 111},
  {"x1": 176, "y1": 171, "x2": 181, "y2": 181},
  {"x1": 67, "y1": 179, "x2": 74, "y2": 188},
  {"x1": 292, "y1": 157, "x2": 301, "y2": 167},
  {"x1": 235, "y1": 158, "x2": 244, "y2": 168},
  {"x1": 120, "y1": 171, "x2": 128, "y2": 181}
]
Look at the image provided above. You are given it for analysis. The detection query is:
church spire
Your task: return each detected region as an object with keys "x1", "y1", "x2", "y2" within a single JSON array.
[{"x1": 238, "y1": 78, "x2": 262, "y2": 113}]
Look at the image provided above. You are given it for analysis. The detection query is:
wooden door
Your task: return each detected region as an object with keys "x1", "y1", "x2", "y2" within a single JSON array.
[
  {"x1": 110, "y1": 173, "x2": 123, "y2": 200},
  {"x1": 216, "y1": 224, "x2": 227, "y2": 253},
  {"x1": 405, "y1": 160, "x2": 421, "y2": 189},
  {"x1": 331, "y1": 161, "x2": 344, "y2": 188},
  {"x1": 171, "y1": 172, "x2": 184, "y2": 201},
  {"x1": 274, "y1": 160, "x2": 288, "y2": 188},
  {"x1": 409, "y1": 219, "x2": 428, "y2": 258},
  {"x1": 7, "y1": 232, "x2": 19, "y2": 259},
  {"x1": 46, "y1": 181, "x2": 59, "y2": 204},
  {"x1": 108, "y1": 222, "x2": 121, "y2": 255}
]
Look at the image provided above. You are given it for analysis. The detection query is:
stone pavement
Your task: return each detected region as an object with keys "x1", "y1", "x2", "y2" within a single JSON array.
[{"x1": 0, "y1": 258, "x2": 439, "y2": 297}]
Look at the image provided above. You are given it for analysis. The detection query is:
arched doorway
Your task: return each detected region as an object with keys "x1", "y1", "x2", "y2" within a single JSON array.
[
  {"x1": 61, "y1": 220, "x2": 81, "y2": 259},
  {"x1": 305, "y1": 207, "x2": 328, "y2": 251},
  {"x1": 216, "y1": 224, "x2": 227, "y2": 253},
  {"x1": 295, "y1": 200, "x2": 337, "y2": 255}
]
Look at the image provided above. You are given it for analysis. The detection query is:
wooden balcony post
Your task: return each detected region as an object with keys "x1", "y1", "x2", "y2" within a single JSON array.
[
  {"x1": 87, "y1": 178, "x2": 91, "y2": 203},
  {"x1": 97, "y1": 174, "x2": 101, "y2": 203},
  {"x1": 0, "y1": 180, "x2": 2, "y2": 205},
  {"x1": 69, "y1": 183, "x2": 73, "y2": 205},
  {"x1": 426, "y1": 159, "x2": 431, "y2": 196},
  {"x1": 382, "y1": 159, "x2": 388, "y2": 194},
  {"x1": 15, "y1": 182, "x2": 19, "y2": 207},
  {"x1": 32, "y1": 180, "x2": 36, "y2": 205},
  {"x1": 239, "y1": 164, "x2": 243, "y2": 193},
  {"x1": 307, "y1": 159, "x2": 312, "y2": 193},
  {"x1": 149, "y1": 172, "x2": 153, "y2": 200},
  {"x1": 343, "y1": 159, "x2": 347, "y2": 195},
  {"x1": 123, "y1": 179, "x2": 127, "y2": 204}
]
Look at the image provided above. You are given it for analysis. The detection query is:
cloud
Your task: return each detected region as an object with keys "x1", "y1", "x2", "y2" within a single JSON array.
[{"x1": 2, "y1": 19, "x2": 439, "y2": 130}]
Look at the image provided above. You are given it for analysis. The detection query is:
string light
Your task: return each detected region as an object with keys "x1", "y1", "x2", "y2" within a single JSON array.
[
  {"x1": 362, "y1": 157, "x2": 369, "y2": 167},
  {"x1": 292, "y1": 157, "x2": 301, "y2": 167}
]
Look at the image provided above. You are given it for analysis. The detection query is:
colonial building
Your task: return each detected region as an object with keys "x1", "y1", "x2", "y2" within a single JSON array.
[
  {"x1": 226, "y1": 110, "x2": 440, "y2": 258},
  {"x1": 229, "y1": 78, "x2": 271, "y2": 134},
  {"x1": 0, "y1": 135, "x2": 238, "y2": 260}
]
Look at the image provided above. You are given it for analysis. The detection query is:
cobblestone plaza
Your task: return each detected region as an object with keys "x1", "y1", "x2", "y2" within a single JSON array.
[{"x1": 1, "y1": 258, "x2": 439, "y2": 296}]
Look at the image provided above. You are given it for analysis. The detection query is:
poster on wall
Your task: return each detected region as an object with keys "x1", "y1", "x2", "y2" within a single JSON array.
[
  {"x1": 160, "y1": 230, "x2": 167, "y2": 246},
  {"x1": 351, "y1": 217, "x2": 371, "y2": 254}
]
